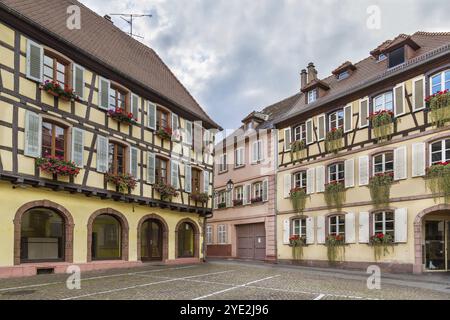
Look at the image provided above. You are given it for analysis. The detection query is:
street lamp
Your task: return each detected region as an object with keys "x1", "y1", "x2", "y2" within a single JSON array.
[{"x1": 226, "y1": 179, "x2": 234, "y2": 192}]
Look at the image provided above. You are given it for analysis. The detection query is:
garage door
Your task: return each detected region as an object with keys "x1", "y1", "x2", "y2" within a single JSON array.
[{"x1": 236, "y1": 223, "x2": 266, "y2": 260}]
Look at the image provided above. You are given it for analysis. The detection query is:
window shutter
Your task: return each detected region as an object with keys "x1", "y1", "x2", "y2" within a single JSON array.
[
  {"x1": 359, "y1": 99, "x2": 369, "y2": 128},
  {"x1": 72, "y1": 64, "x2": 85, "y2": 99},
  {"x1": 345, "y1": 212, "x2": 356, "y2": 244},
  {"x1": 306, "y1": 119, "x2": 314, "y2": 145},
  {"x1": 394, "y1": 208, "x2": 408, "y2": 243},
  {"x1": 26, "y1": 40, "x2": 43, "y2": 82},
  {"x1": 185, "y1": 121, "x2": 193, "y2": 145},
  {"x1": 259, "y1": 140, "x2": 264, "y2": 161},
  {"x1": 413, "y1": 77, "x2": 425, "y2": 111},
  {"x1": 345, "y1": 159, "x2": 355, "y2": 188},
  {"x1": 71, "y1": 127, "x2": 84, "y2": 168},
  {"x1": 184, "y1": 164, "x2": 192, "y2": 193},
  {"x1": 283, "y1": 219, "x2": 290, "y2": 245},
  {"x1": 130, "y1": 147, "x2": 139, "y2": 178},
  {"x1": 358, "y1": 212, "x2": 370, "y2": 244},
  {"x1": 315, "y1": 166, "x2": 325, "y2": 193},
  {"x1": 96, "y1": 135, "x2": 108, "y2": 173},
  {"x1": 170, "y1": 161, "x2": 179, "y2": 188},
  {"x1": 306, "y1": 217, "x2": 315, "y2": 245},
  {"x1": 147, "y1": 152, "x2": 155, "y2": 184},
  {"x1": 194, "y1": 123, "x2": 203, "y2": 151},
  {"x1": 172, "y1": 113, "x2": 179, "y2": 130},
  {"x1": 130, "y1": 94, "x2": 139, "y2": 121},
  {"x1": 394, "y1": 146, "x2": 407, "y2": 181},
  {"x1": 262, "y1": 179, "x2": 269, "y2": 202},
  {"x1": 306, "y1": 168, "x2": 315, "y2": 195},
  {"x1": 226, "y1": 190, "x2": 232, "y2": 208},
  {"x1": 317, "y1": 115, "x2": 325, "y2": 141},
  {"x1": 148, "y1": 102, "x2": 156, "y2": 130},
  {"x1": 24, "y1": 111, "x2": 42, "y2": 158},
  {"x1": 394, "y1": 84, "x2": 405, "y2": 117},
  {"x1": 252, "y1": 141, "x2": 258, "y2": 163},
  {"x1": 317, "y1": 216, "x2": 326, "y2": 244},
  {"x1": 284, "y1": 128, "x2": 291, "y2": 151},
  {"x1": 412, "y1": 142, "x2": 426, "y2": 177},
  {"x1": 358, "y1": 155, "x2": 369, "y2": 186},
  {"x1": 283, "y1": 174, "x2": 291, "y2": 199},
  {"x1": 98, "y1": 77, "x2": 110, "y2": 110},
  {"x1": 243, "y1": 184, "x2": 251, "y2": 205},
  {"x1": 213, "y1": 194, "x2": 218, "y2": 210},
  {"x1": 344, "y1": 105, "x2": 353, "y2": 133},
  {"x1": 203, "y1": 170, "x2": 210, "y2": 193}
]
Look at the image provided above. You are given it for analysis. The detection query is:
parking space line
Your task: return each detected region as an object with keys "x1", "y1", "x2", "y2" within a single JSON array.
[
  {"x1": 193, "y1": 275, "x2": 280, "y2": 300},
  {"x1": 62, "y1": 270, "x2": 235, "y2": 300}
]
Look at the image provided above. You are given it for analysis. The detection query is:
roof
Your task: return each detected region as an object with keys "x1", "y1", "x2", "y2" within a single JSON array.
[
  {"x1": 276, "y1": 32, "x2": 450, "y2": 125},
  {"x1": 332, "y1": 61, "x2": 356, "y2": 75},
  {"x1": 0, "y1": 0, "x2": 220, "y2": 129}
]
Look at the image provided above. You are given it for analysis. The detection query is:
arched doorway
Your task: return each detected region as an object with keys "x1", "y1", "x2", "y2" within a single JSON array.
[
  {"x1": 176, "y1": 219, "x2": 199, "y2": 258},
  {"x1": 140, "y1": 220, "x2": 163, "y2": 261}
]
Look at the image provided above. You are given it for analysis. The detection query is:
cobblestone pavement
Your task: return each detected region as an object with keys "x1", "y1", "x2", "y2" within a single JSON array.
[{"x1": 0, "y1": 261, "x2": 449, "y2": 300}]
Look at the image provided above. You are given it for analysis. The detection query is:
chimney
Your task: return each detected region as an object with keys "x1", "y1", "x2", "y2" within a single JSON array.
[
  {"x1": 104, "y1": 15, "x2": 114, "y2": 24},
  {"x1": 300, "y1": 69, "x2": 307, "y2": 91},
  {"x1": 307, "y1": 62, "x2": 317, "y2": 83}
]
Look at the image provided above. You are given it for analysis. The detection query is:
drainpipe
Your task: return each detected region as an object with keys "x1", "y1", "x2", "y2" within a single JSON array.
[{"x1": 273, "y1": 128, "x2": 279, "y2": 263}]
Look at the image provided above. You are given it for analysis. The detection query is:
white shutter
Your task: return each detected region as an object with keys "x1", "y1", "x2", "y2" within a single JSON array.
[
  {"x1": 262, "y1": 179, "x2": 269, "y2": 202},
  {"x1": 359, "y1": 99, "x2": 369, "y2": 128},
  {"x1": 412, "y1": 77, "x2": 425, "y2": 111},
  {"x1": 283, "y1": 174, "x2": 292, "y2": 199},
  {"x1": 394, "y1": 84, "x2": 405, "y2": 117},
  {"x1": 184, "y1": 164, "x2": 192, "y2": 193},
  {"x1": 306, "y1": 217, "x2": 315, "y2": 245},
  {"x1": 345, "y1": 212, "x2": 356, "y2": 244},
  {"x1": 317, "y1": 114, "x2": 325, "y2": 141},
  {"x1": 306, "y1": 168, "x2": 315, "y2": 195},
  {"x1": 358, "y1": 212, "x2": 370, "y2": 244},
  {"x1": 412, "y1": 142, "x2": 426, "y2": 177},
  {"x1": 71, "y1": 128, "x2": 84, "y2": 168},
  {"x1": 131, "y1": 94, "x2": 139, "y2": 121},
  {"x1": 172, "y1": 113, "x2": 179, "y2": 130},
  {"x1": 315, "y1": 166, "x2": 325, "y2": 193},
  {"x1": 394, "y1": 146, "x2": 407, "y2": 181},
  {"x1": 283, "y1": 219, "x2": 290, "y2": 245},
  {"x1": 259, "y1": 140, "x2": 264, "y2": 161},
  {"x1": 185, "y1": 120, "x2": 193, "y2": 145},
  {"x1": 193, "y1": 123, "x2": 203, "y2": 151},
  {"x1": 24, "y1": 111, "x2": 42, "y2": 157},
  {"x1": 345, "y1": 159, "x2": 355, "y2": 188},
  {"x1": 244, "y1": 184, "x2": 251, "y2": 205},
  {"x1": 130, "y1": 147, "x2": 139, "y2": 178},
  {"x1": 96, "y1": 135, "x2": 108, "y2": 173},
  {"x1": 394, "y1": 208, "x2": 408, "y2": 243},
  {"x1": 213, "y1": 194, "x2": 218, "y2": 210},
  {"x1": 147, "y1": 152, "x2": 155, "y2": 184},
  {"x1": 72, "y1": 64, "x2": 85, "y2": 99},
  {"x1": 344, "y1": 104, "x2": 353, "y2": 133},
  {"x1": 203, "y1": 171, "x2": 210, "y2": 193},
  {"x1": 26, "y1": 40, "x2": 43, "y2": 82},
  {"x1": 226, "y1": 190, "x2": 232, "y2": 208},
  {"x1": 148, "y1": 102, "x2": 156, "y2": 130},
  {"x1": 252, "y1": 141, "x2": 258, "y2": 163},
  {"x1": 284, "y1": 128, "x2": 291, "y2": 151},
  {"x1": 306, "y1": 119, "x2": 314, "y2": 145},
  {"x1": 317, "y1": 216, "x2": 326, "y2": 244},
  {"x1": 170, "y1": 160, "x2": 179, "y2": 188},
  {"x1": 359, "y1": 155, "x2": 369, "y2": 186},
  {"x1": 98, "y1": 77, "x2": 110, "y2": 110}
]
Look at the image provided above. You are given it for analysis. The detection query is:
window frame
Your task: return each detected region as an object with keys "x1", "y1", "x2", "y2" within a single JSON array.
[
  {"x1": 155, "y1": 156, "x2": 169, "y2": 184},
  {"x1": 235, "y1": 147, "x2": 245, "y2": 168},
  {"x1": 109, "y1": 85, "x2": 128, "y2": 112},
  {"x1": 307, "y1": 89, "x2": 318, "y2": 104},
  {"x1": 388, "y1": 46, "x2": 405, "y2": 69},
  {"x1": 430, "y1": 138, "x2": 450, "y2": 165},
  {"x1": 206, "y1": 225, "x2": 213, "y2": 245},
  {"x1": 430, "y1": 70, "x2": 450, "y2": 95},
  {"x1": 217, "y1": 225, "x2": 227, "y2": 244},
  {"x1": 373, "y1": 91, "x2": 394, "y2": 113},
  {"x1": 328, "y1": 109, "x2": 344, "y2": 131},
  {"x1": 291, "y1": 218, "x2": 307, "y2": 238},
  {"x1": 41, "y1": 120, "x2": 68, "y2": 161},
  {"x1": 372, "y1": 151, "x2": 394, "y2": 175},
  {"x1": 108, "y1": 141, "x2": 127, "y2": 176},
  {"x1": 327, "y1": 162, "x2": 345, "y2": 183},
  {"x1": 235, "y1": 186, "x2": 244, "y2": 201},
  {"x1": 43, "y1": 50, "x2": 70, "y2": 87},
  {"x1": 191, "y1": 168, "x2": 202, "y2": 194},
  {"x1": 372, "y1": 211, "x2": 395, "y2": 238},
  {"x1": 252, "y1": 182, "x2": 263, "y2": 201},
  {"x1": 293, "y1": 171, "x2": 307, "y2": 189},
  {"x1": 294, "y1": 123, "x2": 307, "y2": 143},
  {"x1": 328, "y1": 215, "x2": 345, "y2": 237},
  {"x1": 218, "y1": 154, "x2": 228, "y2": 173}
]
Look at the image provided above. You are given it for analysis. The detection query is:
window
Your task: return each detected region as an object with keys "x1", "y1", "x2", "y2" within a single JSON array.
[
  {"x1": 294, "y1": 171, "x2": 307, "y2": 189},
  {"x1": 43, "y1": 53, "x2": 68, "y2": 86},
  {"x1": 206, "y1": 225, "x2": 213, "y2": 245},
  {"x1": 430, "y1": 70, "x2": 450, "y2": 94},
  {"x1": 329, "y1": 110, "x2": 344, "y2": 130},
  {"x1": 253, "y1": 182, "x2": 263, "y2": 201},
  {"x1": 192, "y1": 168, "x2": 201, "y2": 193},
  {"x1": 218, "y1": 154, "x2": 227, "y2": 173},
  {"x1": 92, "y1": 215, "x2": 121, "y2": 260},
  {"x1": 177, "y1": 222, "x2": 195, "y2": 258},
  {"x1": 108, "y1": 142, "x2": 126, "y2": 175},
  {"x1": 373, "y1": 211, "x2": 395, "y2": 238},
  {"x1": 218, "y1": 190, "x2": 226, "y2": 207},
  {"x1": 292, "y1": 218, "x2": 307, "y2": 237},
  {"x1": 378, "y1": 53, "x2": 387, "y2": 62},
  {"x1": 235, "y1": 147, "x2": 245, "y2": 167},
  {"x1": 388, "y1": 46, "x2": 405, "y2": 68},
  {"x1": 42, "y1": 121, "x2": 66, "y2": 160},
  {"x1": 307, "y1": 89, "x2": 317, "y2": 104},
  {"x1": 109, "y1": 86, "x2": 127, "y2": 112},
  {"x1": 235, "y1": 186, "x2": 243, "y2": 201},
  {"x1": 374, "y1": 91, "x2": 393, "y2": 112},
  {"x1": 329, "y1": 215, "x2": 345, "y2": 236},
  {"x1": 155, "y1": 157, "x2": 168, "y2": 184},
  {"x1": 373, "y1": 152, "x2": 394, "y2": 175},
  {"x1": 252, "y1": 140, "x2": 263, "y2": 163},
  {"x1": 328, "y1": 163, "x2": 345, "y2": 183},
  {"x1": 294, "y1": 124, "x2": 306, "y2": 143},
  {"x1": 157, "y1": 108, "x2": 170, "y2": 130},
  {"x1": 430, "y1": 139, "x2": 450, "y2": 165},
  {"x1": 218, "y1": 225, "x2": 227, "y2": 244},
  {"x1": 337, "y1": 70, "x2": 349, "y2": 80}
]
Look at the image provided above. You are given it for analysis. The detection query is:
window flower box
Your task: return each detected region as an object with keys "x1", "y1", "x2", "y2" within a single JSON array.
[
  {"x1": 290, "y1": 140, "x2": 306, "y2": 162},
  {"x1": 369, "y1": 233, "x2": 394, "y2": 261},
  {"x1": 368, "y1": 110, "x2": 396, "y2": 141},
  {"x1": 426, "y1": 161, "x2": 450, "y2": 203},
  {"x1": 39, "y1": 80, "x2": 81, "y2": 102},
  {"x1": 426, "y1": 89, "x2": 450, "y2": 127},
  {"x1": 105, "y1": 172, "x2": 137, "y2": 194},
  {"x1": 218, "y1": 202, "x2": 227, "y2": 209},
  {"x1": 36, "y1": 155, "x2": 80, "y2": 177},
  {"x1": 325, "y1": 128, "x2": 343, "y2": 154},
  {"x1": 369, "y1": 172, "x2": 394, "y2": 207},
  {"x1": 289, "y1": 235, "x2": 307, "y2": 260},
  {"x1": 324, "y1": 181, "x2": 346, "y2": 210},
  {"x1": 107, "y1": 107, "x2": 137, "y2": 125},
  {"x1": 251, "y1": 197, "x2": 263, "y2": 204},
  {"x1": 156, "y1": 127, "x2": 173, "y2": 140},
  {"x1": 190, "y1": 192, "x2": 209, "y2": 204},
  {"x1": 289, "y1": 187, "x2": 308, "y2": 214},
  {"x1": 153, "y1": 181, "x2": 179, "y2": 201},
  {"x1": 233, "y1": 199, "x2": 243, "y2": 206},
  {"x1": 325, "y1": 234, "x2": 345, "y2": 262}
]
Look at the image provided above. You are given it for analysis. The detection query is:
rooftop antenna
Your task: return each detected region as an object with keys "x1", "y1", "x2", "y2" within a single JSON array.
[{"x1": 109, "y1": 13, "x2": 152, "y2": 39}]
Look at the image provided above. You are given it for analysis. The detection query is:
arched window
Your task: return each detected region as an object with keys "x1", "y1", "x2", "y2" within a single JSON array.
[
  {"x1": 92, "y1": 214, "x2": 122, "y2": 260},
  {"x1": 177, "y1": 222, "x2": 195, "y2": 258},
  {"x1": 20, "y1": 208, "x2": 65, "y2": 262}
]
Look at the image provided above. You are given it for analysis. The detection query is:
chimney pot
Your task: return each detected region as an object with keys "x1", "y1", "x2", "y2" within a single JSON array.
[
  {"x1": 300, "y1": 69, "x2": 307, "y2": 91},
  {"x1": 307, "y1": 62, "x2": 317, "y2": 83}
]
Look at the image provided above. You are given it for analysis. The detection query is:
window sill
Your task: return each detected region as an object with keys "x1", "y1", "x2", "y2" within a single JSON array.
[
  {"x1": 218, "y1": 170, "x2": 229, "y2": 175},
  {"x1": 234, "y1": 165, "x2": 246, "y2": 170}
]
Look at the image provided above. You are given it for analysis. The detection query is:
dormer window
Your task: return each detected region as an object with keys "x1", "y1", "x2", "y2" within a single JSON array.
[
  {"x1": 388, "y1": 46, "x2": 405, "y2": 68},
  {"x1": 337, "y1": 70, "x2": 349, "y2": 80},
  {"x1": 378, "y1": 53, "x2": 387, "y2": 62},
  {"x1": 307, "y1": 89, "x2": 317, "y2": 104}
]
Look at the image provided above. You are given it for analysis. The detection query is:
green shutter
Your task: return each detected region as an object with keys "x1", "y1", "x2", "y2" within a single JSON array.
[
  {"x1": 26, "y1": 40, "x2": 43, "y2": 82},
  {"x1": 394, "y1": 85, "x2": 405, "y2": 116},
  {"x1": 147, "y1": 152, "x2": 155, "y2": 184},
  {"x1": 148, "y1": 102, "x2": 156, "y2": 129},
  {"x1": 96, "y1": 135, "x2": 108, "y2": 173},
  {"x1": 98, "y1": 78, "x2": 110, "y2": 110},
  {"x1": 184, "y1": 164, "x2": 192, "y2": 193},
  {"x1": 130, "y1": 147, "x2": 139, "y2": 178},
  {"x1": 73, "y1": 64, "x2": 84, "y2": 98},
  {"x1": 131, "y1": 94, "x2": 139, "y2": 121}
]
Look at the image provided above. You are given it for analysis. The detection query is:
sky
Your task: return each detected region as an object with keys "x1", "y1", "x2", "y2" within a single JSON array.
[{"x1": 79, "y1": 0, "x2": 450, "y2": 131}]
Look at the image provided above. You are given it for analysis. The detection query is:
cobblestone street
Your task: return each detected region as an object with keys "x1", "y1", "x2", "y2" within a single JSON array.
[{"x1": 0, "y1": 261, "x2": 449, "y2": 300}]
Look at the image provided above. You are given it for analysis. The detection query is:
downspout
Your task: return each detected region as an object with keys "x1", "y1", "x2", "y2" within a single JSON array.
[{"x1": 273, "y1": 128, "x2": 279, "y2": 263}]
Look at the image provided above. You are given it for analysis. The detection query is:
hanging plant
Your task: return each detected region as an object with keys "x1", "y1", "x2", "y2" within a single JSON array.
[
  {"x1": 369, "y1": 233, "x2": 394, "y2": 261},
  {"x1": 426, "y1": 162, "x2": 450, "y2": 203},
  {"x1": 324, "y1": 181, "x2": 346, "y2": 210},
  {"x1": 426, "y1": 89, "x2": 450, "y2": 128},
  {"x1": 368, "y1": 110, "x2": 397, "y2": 141},
  {"x1": 105, "y1": 172, "x2": 137, "y2": 193},
  {"x1": 289, "y1": 235, "x2": 307, "y2": 260},
  {"x1": 233, "y1": 199, "x2": 243, "y2": 206},
  {"x1": 368, "y1": 172, "x2": 394, "y2": 207},
  {"x1": 290, "y1": 140, "x2": 306, "y2": 162},
  {"x1": 156, "y1": 127, "x2": 173, "y2": 140},
  {"x1": 153, "y1": 181, "x2": 179, "y2": 201},
  {"x1": 325, "y1": 128, "x2": 343, "y2": 154},
  {"x1": 289, "y1": 187, "x2": 308, "y2": 214},
  {"x1": 108, "y1": 107, "x2": 137, "y2": 125},
  {"x1": 325, "y1": 234, "x2": 345, "y2": 262},
  {"x1": 39, "y1": 80, "x2": 81, "y2": 102},
  {"x1": 190, "y1": 192, "x2": 209, "y2": 205},
  {"x1": 36, "y1": 155, "x2": 80, "y2": 177}
]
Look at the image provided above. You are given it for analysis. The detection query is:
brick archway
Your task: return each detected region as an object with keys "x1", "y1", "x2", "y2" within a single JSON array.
[
  {"x1": 414, "y1": 204, "x2": 450, "y2": 274},
  {"x1": 13, "y1": 200, "x2": 74, "y2": 265},
  {"x1": 137, "y1": 214, "x2": 169, "y2": 262},
  {"x1": 87, "y1": 208, "x2": 129, "y2": 262},
  {"x1": 175, "y1": 218, "x2": 200, "y2": 259}
]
